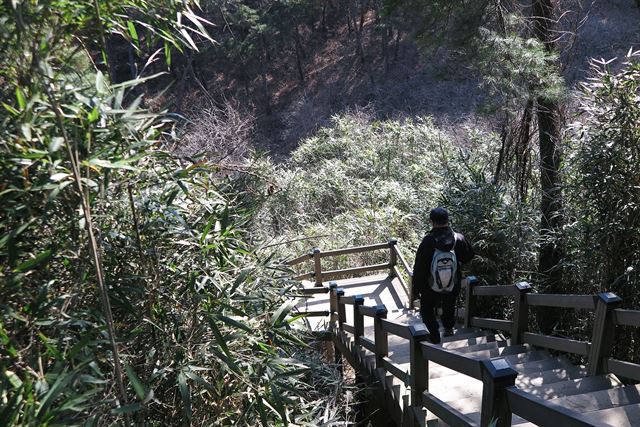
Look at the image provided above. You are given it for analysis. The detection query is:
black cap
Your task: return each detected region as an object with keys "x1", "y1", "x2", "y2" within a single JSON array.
[{"x1": 429, "y1": 207, "x2": 449, "y2": 223}]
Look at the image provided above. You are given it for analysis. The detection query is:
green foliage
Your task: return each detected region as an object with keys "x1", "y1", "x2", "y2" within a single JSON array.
[
  {"x1": 569, "y1": 51, "x2": 640, "y2": 306},
  {"x1": 256, "y1": 114, "x2": 455, "y2": 258},
  {"x1": 0, "y1": 0, "x2": 348, "y2": 424},
  {"x1": 438, "y1": 130, "x2": 539, "y2": 286},
  {"x1": 255, "y1": 112, "x2": 537, "y2": 287},
  {"x1": 382, "y1": 0, "x2": 495, "y2": 50},
  {"x1": 475, "y1": 26, "x2": 566, "y2": 109}
]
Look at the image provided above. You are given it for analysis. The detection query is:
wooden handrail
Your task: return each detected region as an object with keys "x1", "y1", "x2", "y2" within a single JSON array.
[
  {"x1": 420, "y1": 342, "x2": 483, "y2": 379},
  {"x1": 318, "y1": 242, "x2": 391, "y2": 258},
  {"x1": 612, "y1": 308, "x2": 640, "y2": 327},
  {"x1": 604, "y1": 358, "x2": 640, "y2": 382},
  {"x1": 380, "y1": 318, "x2": 412, "y2": 340},
  {"x1": 473, "y1": 285, "x2": 516, "y2": 297},
  {"x1": 287, "y1": 252, "x2": 312, "y2": 266},
  {"x1": 392, "y1": 265, "x2": 411, "y2": 300},
  {"x1": 321, "y1": 262, "x2": 391, "y2": 280},
  {"x1": 525, "y1": 294, "x2": 597, "y2": 310},
  {"x1": 292, "y1": 271, "x2": 314, "y2": 281},
  {"x1": 522, "y1": 332, "x2": 591, "y2": 356},
  {"x1": 393, "y1": 244, "x2": 413, "y2": 276},
  {"x1": 358, "y1": 304, "x2": 387, "y2": 318},
  {"x1": 470, "y1": 317, "x2": 513, "y2": 332},
  {"x1": 382, "y1": 357, "x2": 409, "y2": 384},
  {"x1": 297, "y1": 286, "x2": 330, "y2": 295}
]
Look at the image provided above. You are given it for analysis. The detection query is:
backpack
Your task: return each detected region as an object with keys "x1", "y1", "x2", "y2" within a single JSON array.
[{"x1": 429, "y1": 236, "x2": 458, "y2": 293}]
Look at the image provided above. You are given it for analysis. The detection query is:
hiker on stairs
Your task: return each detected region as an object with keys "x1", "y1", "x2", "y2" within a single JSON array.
[{"x1": 413, "y1": 207, "x2": 475, "y2": 344}]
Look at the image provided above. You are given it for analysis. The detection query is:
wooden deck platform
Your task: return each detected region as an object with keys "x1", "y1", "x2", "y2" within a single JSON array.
[{"x1": 294, "y1": 274, "x2": 411, "y2": 332}]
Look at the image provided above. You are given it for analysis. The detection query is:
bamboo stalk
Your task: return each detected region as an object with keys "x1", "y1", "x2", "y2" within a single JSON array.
[{"x1": 46, "y1": 85, "x2": 129, "y2": 416}]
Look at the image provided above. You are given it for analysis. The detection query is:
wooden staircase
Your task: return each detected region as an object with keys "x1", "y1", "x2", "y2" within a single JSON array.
[{"x1": 288, "y1": 241, "x2": 640, "y2": 427}]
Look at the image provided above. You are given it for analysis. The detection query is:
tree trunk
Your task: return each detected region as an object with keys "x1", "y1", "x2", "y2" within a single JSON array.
[
  {"x1": 532, "y1": 0, "x2": 565, "y2": 333},
  {"x1": 294, "y1": 26, "x2": 305, "y2": 83},
  {"x1": 349, "y1": 1, "x2": 366, "y2": 64},
  {"x1": 260, "y1": 39, "x2": 271, "y2": 115},
  {"x1": 393, "y1": 29, "x2": 401, "y2": 62},
  {"x1": 321, "y1": 0, "x2": 328, "y2": 36}
]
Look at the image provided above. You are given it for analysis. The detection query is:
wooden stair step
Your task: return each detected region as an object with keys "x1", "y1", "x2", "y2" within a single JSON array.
[
  {"x1": 510, "y1": 356, "x2": 573, "y2": 374},
  {"x1": 393, "y1": 361, "x2": 463, "y2": 380},
  {"x1": 517, "y1": 374, "x2": 622, "y2": 399},
  {"x1": 579, "y1": 403, "x2": 640, "y2": 427},
  {"x1": 426, "y1": 373, "x2": 483, "y2": 402},
  {"x1": 441, "y1": 331, "x2": 496, "y2": 347},
  {"x1": 516, "y1": 365, "x2": 588, "y2": 388},
  {"x1": 451, "y1": 339, "x2": 511, "y2": 354},
  {"x1": 463, "y1": 409, "x2": 536, "y2": 426},
  {"x1": 428, "y1": 397, "x2": 534, "y2": 426},
  {"x1": 465, "y1": 348, "x2": 548, "y2": 365},
  {"x1": 550, "y1": 384, "x2": 640, "y2": 413}
]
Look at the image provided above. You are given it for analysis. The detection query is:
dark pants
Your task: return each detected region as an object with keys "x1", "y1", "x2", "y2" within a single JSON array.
[{"x1": 420, "y1": 288, "x2": 459, "y2": 342}]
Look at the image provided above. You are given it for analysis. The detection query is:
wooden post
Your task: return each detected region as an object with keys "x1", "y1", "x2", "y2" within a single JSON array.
[
  {"x1": 329, "y1": 283, "x2": 343, "y2": 372},
  {"x1": 512, "y1": 282, "x2": 532, "y2": 345},
  {"x1": 388, "y1": 238, "x2": 398, "y2": 277},
  {"x1": 329, "y1": 281, "x2": 338, "y2": 326},
  {"x1": 409, "y1": 274, "x2": 415, "y2": 311},
  {"x1": 336, "y1": 288, "x2": 346, "y2": 328},
  {"x1": 587, "y1": 292, "x2": 622, "y2": 376},
  {"x1": 373, "y1": 305, "x2": 389, "y2": 372},
  {"x1": 464, "y1": 276, "x2": 479, "y2": 328},
  {"x1": 335, "y1": 286, "x2": 345, "y2": 372},
  {"x1": 313, "y1": 247, "x2": 322, "y2": 286},
  {"x1": 353, "y1": 295, "x2": 365, "y2": 363},
  {"x1": 480, "y1": 358, "x2": 518, "y2": 427},
  {"x1": 409, "y1": 323, "x2": 430, "y2": 426}
]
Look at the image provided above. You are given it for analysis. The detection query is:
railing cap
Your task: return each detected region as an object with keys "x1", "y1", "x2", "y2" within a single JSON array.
[
  {"x1": 388, "y1": 238, "x2": 398, "y2": 245},
  {"x1": 481, "y1": 358, "x2": 518, "y2": 379},
  {"x1": 329, "y1": 281, "x2": 338, "y2": 289},
  {"x1": 374, "y1": 304, "x2": 388, "y2": 316},
  {"x1": 336, "y1": 287, "x2": 345, "y2": 296},
  {"x1": 408, "y1": 323, "x2": 430, "y2": 340},
  {"x1": 312, "y1": 247, "x2": 321, "y2": 254},
  {"x1": 467, "y1": 276, "x2": 479, "y2": 285},
  {"x1": 353, "y1": 295, "x2": 365, "y2": 304},
  {"x1": 515, "y1": 281, "x2": 532, "y2": 292},
  {"x1": 598, "y1": 292, "x2": 622, "y2": 304}
]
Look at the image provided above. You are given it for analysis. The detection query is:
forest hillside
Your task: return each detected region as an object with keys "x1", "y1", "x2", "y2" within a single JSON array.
[{"x1": 1, "y1": 0, "x2": 640, "y2": 425}]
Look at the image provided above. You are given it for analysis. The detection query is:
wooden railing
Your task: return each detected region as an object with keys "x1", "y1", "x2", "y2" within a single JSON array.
[
  {"x1": 463, "y1": 280, "x2": 640, "y2": 426},
  {"x1": 287, "y1": 239, "x2": 413, "y2": 303},
  {"x1": 290, "y1": 243, "x2": 640, "y2": 426},
  {"x1": 325, "y1": 281, "x2": 518, "y2": 427}
]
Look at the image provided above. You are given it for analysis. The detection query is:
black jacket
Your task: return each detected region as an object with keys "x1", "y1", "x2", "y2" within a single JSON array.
[{"x1": 412, "y1": 226, "x2": 474, "y2": 297}]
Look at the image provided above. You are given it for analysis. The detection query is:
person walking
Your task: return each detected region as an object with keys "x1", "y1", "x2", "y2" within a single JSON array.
[{"x1": 412, "y1": 207, "x2": 474, "y2": 344}]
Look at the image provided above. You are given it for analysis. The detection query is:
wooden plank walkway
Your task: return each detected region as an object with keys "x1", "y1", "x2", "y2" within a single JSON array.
[{"x1": 294, "y1": 274, "x2": 410, "y2": 332}]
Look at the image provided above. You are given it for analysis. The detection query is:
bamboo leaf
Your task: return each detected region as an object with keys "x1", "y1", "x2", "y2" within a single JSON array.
[
  {"x1": 125, "y1": 364, "x2": 146, "y2": 400},
  {"x1": 15, "y1": 87, "x2": 26, "y2": 110},
  {"x1": 127, "y1": 21, "x2": 139, "y2": 48},
  {"x1": 270, "y1": 300, "x2": 296, "y2": 326},
  {"x1": 48, "y1": 137, "x2": 64, "y2": 153},
  {"x1": 177, "y1": 372, "x2": 192, "y2": 422},
  {"x1": 95, "y1": 71, "x2": 106, "y2": 94},
  {"x1": 14, "y1": 249, "x2": 52, "y2": 272},
  {"x1": 217, "y1": 315, "x2": 252, "y2": 333},
  {"x1": 183, "y1": 371, "x2": 215, "y2": 392},
  {"x1": 111, "y1": 402, "x2": 142, "y2": 415}
]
